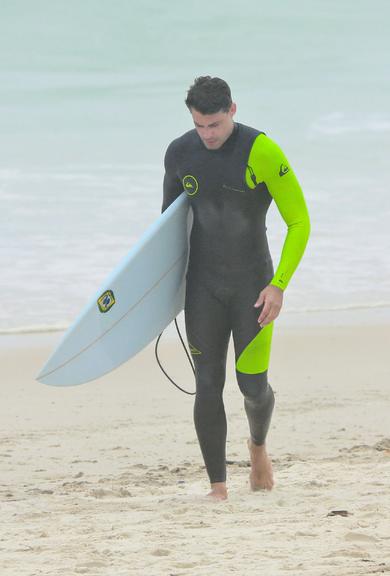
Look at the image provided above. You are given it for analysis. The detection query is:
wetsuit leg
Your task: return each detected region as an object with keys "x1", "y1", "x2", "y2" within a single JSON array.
[
  {"x1": 230, "y1": 274, "x2": 275, "y2": 446},
  {"x1": 184, "y1": 277, "x2": 231, "y2": 483}
]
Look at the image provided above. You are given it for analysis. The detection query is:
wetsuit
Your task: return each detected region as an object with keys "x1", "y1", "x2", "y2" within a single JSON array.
[{"x1": 162, "y1": 123, "x2": 310, "y2": 483}]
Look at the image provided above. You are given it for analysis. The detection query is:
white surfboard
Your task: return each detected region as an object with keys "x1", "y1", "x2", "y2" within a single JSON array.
[{"x1": 37, "y1": 192, "x2": 191, "y2": 386}]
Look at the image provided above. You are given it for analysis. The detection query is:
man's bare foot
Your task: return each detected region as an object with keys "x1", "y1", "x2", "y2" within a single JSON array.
[
  {"x1": 207, "y1": 481, "x2": 228, "y2": 501},
  {"x1": 247, "y1": 439, "x2": 274, "y2": 491}
]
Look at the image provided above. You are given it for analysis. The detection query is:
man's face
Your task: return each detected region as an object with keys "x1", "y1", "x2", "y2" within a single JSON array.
[{"x1": 190, "y1": 103, "x2": 237, "y2": 150}]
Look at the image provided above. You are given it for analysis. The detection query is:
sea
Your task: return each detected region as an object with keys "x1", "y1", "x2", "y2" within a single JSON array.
[{"x1": 1, "y1": 0, "x2": 390, "y2": 334}]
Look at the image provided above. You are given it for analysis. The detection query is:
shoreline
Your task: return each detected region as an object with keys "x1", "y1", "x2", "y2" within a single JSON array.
[{"x1": 1, "y1": 305, "x2": 390, "y2": 350}]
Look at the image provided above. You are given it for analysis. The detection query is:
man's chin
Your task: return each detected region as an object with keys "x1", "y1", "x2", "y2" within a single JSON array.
[{"x1": 203, "y1": 140, "x2": 221, "y2": 150}]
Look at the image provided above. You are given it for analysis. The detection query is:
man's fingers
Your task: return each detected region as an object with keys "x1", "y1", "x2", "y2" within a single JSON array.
[
  {"x1": 259, "y1": 303, "x2": 281, "y2": 327},
  {"x1": 255, "y1": 284, "x2": 284, "y2": 326},
  {"x1": 257, "y1": 301, "x2": 271, "y2": 325},
  {"x1": 259, "y1": 309, "x2": 274, "y2": 327},
  {"x1": 254, "y1": 291, "x2": 265, "y2": 309}
]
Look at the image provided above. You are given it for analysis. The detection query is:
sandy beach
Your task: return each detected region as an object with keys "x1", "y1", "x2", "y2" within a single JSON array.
[{"x1": 1, "y1": 318, "x2": 389, "y2": 576}]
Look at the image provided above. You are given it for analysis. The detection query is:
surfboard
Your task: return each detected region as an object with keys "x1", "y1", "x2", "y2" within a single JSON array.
[{"x1": 37, "y1": 192, "x2": 191, "y2": 386}]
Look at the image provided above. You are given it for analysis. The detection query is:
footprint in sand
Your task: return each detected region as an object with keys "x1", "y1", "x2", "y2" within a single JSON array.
[
  {"x1": 151, "y1": 549, "x2": 171, "y2": 557},
  {"x1": 374, "y1": 438, "x2": 390, "y2": 451},
  {"x1": 74, "y1": 560, "x2": 108, "y2": 574},
  {"x1": 90, "y1": 487, "x2": 132, "y2": 498},
  {"x1": 28, "y1": 488, "x2": 54, "y2": 495},
  {"x1": 90, "y1": 488, "x2": 112, "y2": 498},
  {"x1": 344, "y1": 531, "x2": 378, "y2": 543}
]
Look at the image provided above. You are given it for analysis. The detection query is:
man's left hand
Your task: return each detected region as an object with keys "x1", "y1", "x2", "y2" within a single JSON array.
[{"x1": 254, "y1": 284, "x2": 284, "y2": 327}]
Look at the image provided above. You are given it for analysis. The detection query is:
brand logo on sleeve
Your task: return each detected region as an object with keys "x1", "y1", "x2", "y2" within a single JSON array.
[
  {"x1": 279, "y1": 164, "x2": 290, "y2": 177},
  {"x1": 183, "y1": 175, "x2": 199, "y2": 196},
  {"x1": 97, "y1": 290, "x2": 115, "y2": 313}
]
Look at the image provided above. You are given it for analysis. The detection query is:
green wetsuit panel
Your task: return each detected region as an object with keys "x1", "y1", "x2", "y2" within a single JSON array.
[{"x1": 246, "y1": 134, "x2": 311, "y2": 291}]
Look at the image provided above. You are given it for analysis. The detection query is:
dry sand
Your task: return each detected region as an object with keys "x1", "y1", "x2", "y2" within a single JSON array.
[{"x1": 1, "y1": 319, "x2": 389, "y2": 575}]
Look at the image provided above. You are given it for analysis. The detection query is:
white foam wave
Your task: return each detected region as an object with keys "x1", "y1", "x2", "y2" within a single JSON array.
[
  {"x1": 0, "y1": 324, "x2": 69, "y2": 335},
  {"x1": 308, "y1": 112, "x2": 390, "y2": 137},
  {"x1": 285, "y1": 302, "x2": 390, "y2": 314},
  {"x1": 0, "y1": 164, "x2": 162, "y2": 182}
]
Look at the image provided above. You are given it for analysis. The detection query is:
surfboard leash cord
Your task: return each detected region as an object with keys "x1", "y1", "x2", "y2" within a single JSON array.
[{"x1": 154, "y1": 318, "x2": 196, "y2": 395}]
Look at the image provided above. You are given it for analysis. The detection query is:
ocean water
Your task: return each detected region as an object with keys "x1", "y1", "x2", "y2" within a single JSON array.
[{"x1": 1, "y1": 0, "x2": 389, "y2": 332}]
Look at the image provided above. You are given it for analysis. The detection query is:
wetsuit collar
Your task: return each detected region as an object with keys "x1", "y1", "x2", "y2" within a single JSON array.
[{"x1": 198, "y1": 122, "x2": 239, "y2": 153}]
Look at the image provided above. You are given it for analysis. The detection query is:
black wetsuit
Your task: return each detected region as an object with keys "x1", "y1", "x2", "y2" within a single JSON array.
[{"x1": 163, "y1": 123, "x2": 310, "y2": 483}]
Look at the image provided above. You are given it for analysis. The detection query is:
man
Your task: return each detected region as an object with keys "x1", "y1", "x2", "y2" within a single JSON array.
[{"x1": 162, "y1": 76, "x2": 310, "y2": 501}]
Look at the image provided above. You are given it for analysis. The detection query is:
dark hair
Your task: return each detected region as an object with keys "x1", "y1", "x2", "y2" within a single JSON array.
[{"x1": 185, "y1": 76, "x2": 232, "y2": 114}]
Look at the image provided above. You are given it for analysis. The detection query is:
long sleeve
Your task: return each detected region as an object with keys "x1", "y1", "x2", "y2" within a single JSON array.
[
  {"x1": 247, "y1": 134, "x2": 311, "y2": 290},
  {"x1": 162, "y1": 140, "x2": 184, "y2": 212}
]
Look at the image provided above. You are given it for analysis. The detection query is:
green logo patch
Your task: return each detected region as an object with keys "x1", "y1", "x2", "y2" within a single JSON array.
[
  {"x1": 97, "y1": 290, "x2": 115, "y2": 313},
  {"x1": 183, "y1": 174, "x2": 199, "y2": 196}
]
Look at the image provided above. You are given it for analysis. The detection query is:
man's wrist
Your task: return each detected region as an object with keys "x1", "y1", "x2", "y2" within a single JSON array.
[{"x1": 270, "y1": 279, "x2": 286, "y2": 292}]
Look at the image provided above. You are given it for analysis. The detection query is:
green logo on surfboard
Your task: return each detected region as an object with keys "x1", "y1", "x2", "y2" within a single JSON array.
[{"x1": 97, "y1": 290, "x2": 115, "y2": 313}]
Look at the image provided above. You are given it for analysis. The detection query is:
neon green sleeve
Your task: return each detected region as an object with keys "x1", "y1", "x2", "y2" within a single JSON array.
[{"x1": 246, "y1": 133, "x2": 311, "y2": 290}]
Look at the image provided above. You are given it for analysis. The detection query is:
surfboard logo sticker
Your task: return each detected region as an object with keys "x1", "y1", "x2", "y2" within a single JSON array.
[
  {"x1": 97, "y1": 290, "x2": 116, "y2": 313},
  {"x1": 183, "y1": 175, "x2": 199, "y2": 196}
]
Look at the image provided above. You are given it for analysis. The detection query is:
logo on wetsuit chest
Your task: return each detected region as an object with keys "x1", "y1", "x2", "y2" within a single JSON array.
[{"x1": 183, "y1": 174, "x2": 199, "y2": 196}]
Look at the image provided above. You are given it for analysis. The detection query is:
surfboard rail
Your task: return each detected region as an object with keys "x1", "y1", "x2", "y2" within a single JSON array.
[{"x1": 37, "y1": 193, "x2": 191, "y2": 386}]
